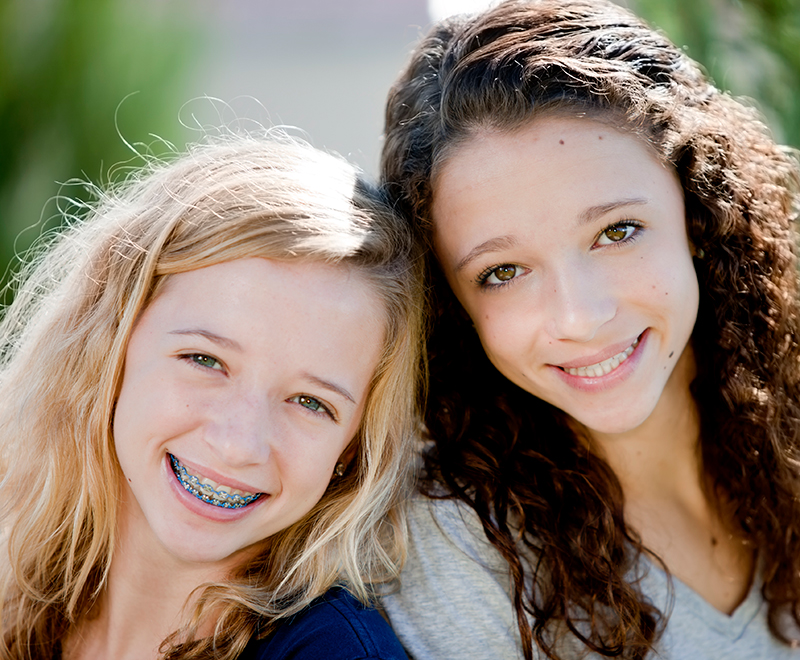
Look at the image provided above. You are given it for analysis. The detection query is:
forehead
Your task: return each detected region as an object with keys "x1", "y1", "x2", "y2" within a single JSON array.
[
  {"x1": 430, "y1": 116, "x2": 682, "y2": 264},
  {"x1": 437, "y1": 115, "x2": 661, "y2": 183},
  {"x1": 434, "y1": 117, "x2": 674, "y2": 216},
  {"x1": 145, "y1": 258, "x2": 387, "y2": 343}
]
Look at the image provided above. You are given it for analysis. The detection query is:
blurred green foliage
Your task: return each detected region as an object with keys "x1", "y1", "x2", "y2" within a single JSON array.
[
  {"x1": 0, "y1": 0, "x2": 200, "y2": 300},
  {"x1": 629, "y1": 0, "x2": 800, "y2": 148},
  {"x1": 0, "y1": 0, "x2": 798, "y2": 306}
]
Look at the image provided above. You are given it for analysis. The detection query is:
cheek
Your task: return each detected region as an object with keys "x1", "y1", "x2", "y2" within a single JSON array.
[
  {"x1": 472, "y1": 313, "x2": 534, "y2": 380},
  {"x1": 281, "y1": 432, "x2": 350, "y2": 493},
  {"x1": 653, "y1": 249, "x2": 700, "y2": 319},
  {"x1": 112, "y1": 385, "x2": 136, "y2": 453}
]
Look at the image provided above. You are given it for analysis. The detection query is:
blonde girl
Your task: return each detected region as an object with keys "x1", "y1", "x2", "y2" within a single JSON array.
[{"x1": 0, "y1": 132, "x2": 423, "y2": 659}]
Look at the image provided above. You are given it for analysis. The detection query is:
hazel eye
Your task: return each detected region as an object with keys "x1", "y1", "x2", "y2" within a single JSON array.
[
  {"x1": 491, "y1": 265, "x2": 517, "y2": 282},
  {"x1": 595, "y1": 222, "x2": 641, "y2": 247},
  {"x1": 479, "y1": 264, "x2": 521, "y2": 286}
]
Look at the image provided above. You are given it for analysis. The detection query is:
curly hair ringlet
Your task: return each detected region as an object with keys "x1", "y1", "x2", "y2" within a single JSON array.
[{"x1": 381, "y1": 0, "x2": 800, "y2": 658}]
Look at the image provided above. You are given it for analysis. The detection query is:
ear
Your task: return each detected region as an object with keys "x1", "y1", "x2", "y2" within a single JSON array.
[
  {"x1": 337, "y1": 438, "x2": 360, "y2": 470},
  {"x1": 690, "y1": 242, "x2": 705, "y2": 259}
]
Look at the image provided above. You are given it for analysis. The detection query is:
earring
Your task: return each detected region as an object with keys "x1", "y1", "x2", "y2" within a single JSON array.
[{"x1": 333, "y1": 462, "x2": 345, "y2": 478}]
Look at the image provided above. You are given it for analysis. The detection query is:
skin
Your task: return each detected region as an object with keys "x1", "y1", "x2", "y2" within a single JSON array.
[
  {"x1": 67, "y1": 257, "x2": 385, "y2": 660},
  {"x1": 431, "y1": 116, "x2": 753, "y2": 614}
]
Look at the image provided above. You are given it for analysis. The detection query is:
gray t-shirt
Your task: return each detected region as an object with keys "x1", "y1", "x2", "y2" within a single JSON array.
[{"x1": 382, "y1": 496, "x2": 798, "y2": 660}]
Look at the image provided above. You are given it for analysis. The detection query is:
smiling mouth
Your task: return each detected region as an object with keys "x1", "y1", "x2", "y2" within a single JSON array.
[
  {"x1": 561, "y1": 336, "x2": 641, "y2": 377},
  {"x1": 169, "y1": 454, "x2": 263, "y2": 509}
]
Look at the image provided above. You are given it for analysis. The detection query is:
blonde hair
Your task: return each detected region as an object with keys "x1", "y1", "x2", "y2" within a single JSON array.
[{"x1": 0, "y1": 133, "x2": 424, "y2": 659}]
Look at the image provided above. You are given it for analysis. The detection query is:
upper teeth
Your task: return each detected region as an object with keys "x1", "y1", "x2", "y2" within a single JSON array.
[
  {"x1": 170, "y1": 454, "x2": 261, "y2": 508},
  {"x1": 564, "y1": 337, "x2": 639, "y2": 377}
]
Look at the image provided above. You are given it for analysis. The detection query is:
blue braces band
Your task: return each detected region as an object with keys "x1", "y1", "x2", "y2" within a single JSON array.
[{"x1": 169, "y1": 454, "x2": 261, "y2": 509}]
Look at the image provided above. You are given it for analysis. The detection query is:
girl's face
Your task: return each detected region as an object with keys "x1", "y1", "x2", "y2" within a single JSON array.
[
  {"x1": 113, "y1": 258, "x2": 385, "y2": 569},
  {"x1": 431, "y1": 116, "x2": 699, "y2": 437}
]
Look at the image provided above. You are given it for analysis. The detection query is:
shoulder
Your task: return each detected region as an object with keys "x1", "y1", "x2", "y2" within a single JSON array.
[
  {"x1": 382, "y1": 493, "x2": 523, "y2": 660},
  {"x1": 405, "y1": 492, "x2": 507, "y2": 573},
  {"x1": 242, "y1": 587, "x2": 407, "y2": 660}
]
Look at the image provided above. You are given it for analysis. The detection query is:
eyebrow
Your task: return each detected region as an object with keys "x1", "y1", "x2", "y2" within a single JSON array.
[
  {"x1": 168, "y1": 329, "x2": 243, "y2": 352},
  {"x1": 579, "y1": 197, "x2": 649, "y2": 224},
  {"x1": 452, "y1": 198, "x2": 649, "y2": 275},
  {"x1": 302, "y1": 373, "x2": 357, "y2": 405},
  {"x1": 455, "y1": 235, "x2": 518, "y2": 274}
]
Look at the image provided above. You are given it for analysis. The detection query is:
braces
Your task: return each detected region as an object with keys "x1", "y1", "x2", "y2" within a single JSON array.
[{"x1": 169, "y1": 454, "x2": 261, "y2": 509}]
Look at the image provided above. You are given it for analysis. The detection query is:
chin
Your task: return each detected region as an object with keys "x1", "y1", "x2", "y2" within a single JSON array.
[{"x1": 570, "y1": 404, "x2": 659, "y2": 438}]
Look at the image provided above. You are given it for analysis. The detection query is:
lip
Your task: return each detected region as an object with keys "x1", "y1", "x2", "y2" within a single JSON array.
[
  {"x1": 553, "y1": 332, "x2": 643, "y2": 371},
  {"x1": 164, "y1": 454, "x2": 268, "y2": 522},
  {"x1": 550, "y1": 329, "x2": 649, "y2": 392},
  {"x1": 170, "y1": 454, "x2": 264, "y2": 495}
]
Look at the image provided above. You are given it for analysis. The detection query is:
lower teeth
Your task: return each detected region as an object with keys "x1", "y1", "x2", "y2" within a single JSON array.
[{"x1": 170, "y1": 455, "x2": 261, "y2": 509}]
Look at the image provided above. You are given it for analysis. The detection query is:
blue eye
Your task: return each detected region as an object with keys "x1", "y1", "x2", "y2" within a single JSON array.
[
  {"x1": 185, "y1": 354, "x2": 224, "y2": 371},
  {"x1": 297, "y1": 395, "x2": 321, "y2": 412},
  {"x1": 594, "y1": 221, "x2": 642, "y2": 247},
  {"x1": 290, "y1": 395, "x2": 336, "y2": 420}
]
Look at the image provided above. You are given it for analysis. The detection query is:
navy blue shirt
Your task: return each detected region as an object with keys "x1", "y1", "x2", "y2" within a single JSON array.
[{"x1": 240, "y1": 587, "x2": 408, "y2": 659}]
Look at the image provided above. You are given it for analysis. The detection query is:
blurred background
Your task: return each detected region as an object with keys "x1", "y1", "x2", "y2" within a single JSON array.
[{"x1": 1, "y1": 0, "x2": 798, "y2": 299}]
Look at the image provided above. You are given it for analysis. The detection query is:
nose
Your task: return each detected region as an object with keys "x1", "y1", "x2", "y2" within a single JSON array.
[
  {"x1": 204, "y1": 391, "x2": 273, "y2": 468},
  {"x1": 545, "y1": 261, "x2": 617, "y2": 342}
]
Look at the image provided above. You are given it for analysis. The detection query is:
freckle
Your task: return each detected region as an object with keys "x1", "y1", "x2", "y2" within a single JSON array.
[
  {"x1": 598, "y1": 135, "x2": 603, "y2": 140},
  {"x1": 669, "y1": 351, "x2": 674, "y2": 358},
  {"x1": 559, "y1": 139, "x2": 564, "y2": 145}
]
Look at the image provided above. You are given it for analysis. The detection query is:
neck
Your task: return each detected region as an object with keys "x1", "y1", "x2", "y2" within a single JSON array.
[
  {"x1": 64, "y1": 493, "x2": 232, "y2": 660},
  {"x1": 588, "y1": 344, "x2": 702, "y2": 503},
  {"x1": 583, "y1": 346, "x2": 755, "y2": 613}
]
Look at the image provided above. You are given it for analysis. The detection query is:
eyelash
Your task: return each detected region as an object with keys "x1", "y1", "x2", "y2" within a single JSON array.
[
  {"x1": 475, "y1": 263, "x2": 524, "y2": 289},
  {"x1": 474, "y1": 220, "x2": 644, "y2": 290},
  {"x1": 593, "y1": 219, "x2": 644, "y2": 248},
  {"x1": 289, "y1": 395, "x2": 337, "y2": 422},
  {"x1": 180, "y1": 354, "x2": 338, "y2": 421},
  {"x1": 180, "y1": 353, "x2": 225, "y2": 372}
]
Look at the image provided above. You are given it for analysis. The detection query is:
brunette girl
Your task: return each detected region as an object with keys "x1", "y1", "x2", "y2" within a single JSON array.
[{"x1": 379, "y1": 1, "x2": 800, "y2": 658}]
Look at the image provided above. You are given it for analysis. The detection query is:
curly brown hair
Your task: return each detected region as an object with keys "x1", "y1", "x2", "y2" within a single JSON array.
[{"x1": 380, "y1": 0, "x2": 800, "y2": 658}]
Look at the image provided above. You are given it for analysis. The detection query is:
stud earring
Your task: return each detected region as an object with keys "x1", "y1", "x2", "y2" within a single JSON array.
[{"x1": 333, "y1": 462, "x2": 345, "y2": 478}]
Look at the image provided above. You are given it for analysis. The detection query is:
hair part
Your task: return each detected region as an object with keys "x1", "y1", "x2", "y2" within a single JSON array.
[
  {"x1": 0, "y1": 132, "x2": 425, "y2": 659},
  {"x1": 381, "y1": 1, "x2": 800, "y2": 658}
]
